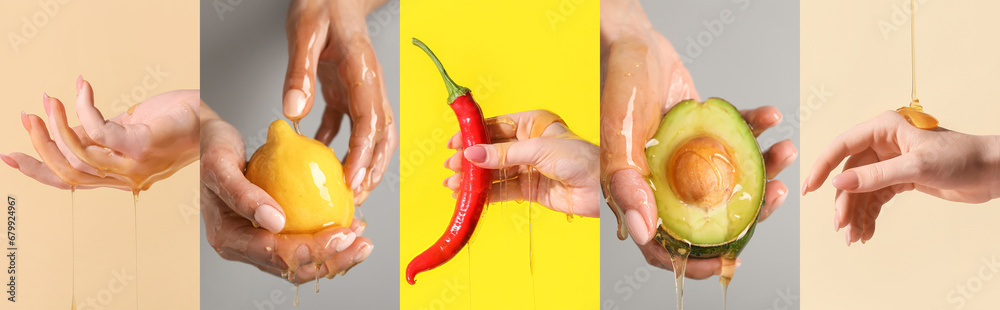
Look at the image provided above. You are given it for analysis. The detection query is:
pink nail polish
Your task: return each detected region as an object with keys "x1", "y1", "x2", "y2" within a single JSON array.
[
  {"x1": 42, "y1": 93, "x2": 51, "y2": 115},
  {"x1": 0, "y1": 154, "x2": 19, "y2": 170},
  {"x1": 20, "y1": 111, "x2": 30, "y2": 131},
  {"x1": 76, "y1": 75, "x2": 83, "y2": 92}
]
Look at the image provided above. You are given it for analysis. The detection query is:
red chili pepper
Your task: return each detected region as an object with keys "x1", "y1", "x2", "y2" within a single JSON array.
[{"x1": 406, "y1": 38, "x2": 492, "y2": 285}]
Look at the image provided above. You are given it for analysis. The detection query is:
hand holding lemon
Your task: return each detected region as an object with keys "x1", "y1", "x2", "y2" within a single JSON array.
[{"x1": 200, "y1": 104, "x2": 372, "y2": 283}]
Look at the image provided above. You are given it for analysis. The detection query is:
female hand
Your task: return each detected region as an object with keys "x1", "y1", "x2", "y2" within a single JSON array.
[
  {"x1": 1, "y1": 76, "x2": 199, "y2": 192},
  {"x1": 803, "y1": 111, "x2": 1000, "y2": 245},
  {"x1": 600, "y1": 0, "x2": 797, "y2": 279},
  {"x1": 282, "y1": 0, "x2": 398, "y2": 206},
  {"x1": 200, "y1": 103, "x2": 372, "y2": 283},
  {"x1": 443, "y1": 110, "x2": 600, "y2": 218}
]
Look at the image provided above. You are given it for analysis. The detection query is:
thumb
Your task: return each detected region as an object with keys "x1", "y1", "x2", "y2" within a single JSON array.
[
  {"x1": 463, "y1": 138, "x2": 550, "y2": 170},
  {"x1": 833, "y1": 154, "x2": 922, "y2": 192}
]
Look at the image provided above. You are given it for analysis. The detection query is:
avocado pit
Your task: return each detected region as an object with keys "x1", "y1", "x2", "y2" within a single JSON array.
[{"x1": 667, "y1": 136, "x2": 736, "y2": 210}]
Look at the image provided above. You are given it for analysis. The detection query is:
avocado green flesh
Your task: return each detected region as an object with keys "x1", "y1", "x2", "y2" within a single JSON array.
[{"x1": 645, "y1": 98, "x2": 765, "y2": 257}]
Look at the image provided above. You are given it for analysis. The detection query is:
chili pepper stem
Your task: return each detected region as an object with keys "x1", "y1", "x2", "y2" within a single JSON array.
[{"x1": 412, "y1": 38, "x2": 471, "y2": 104}]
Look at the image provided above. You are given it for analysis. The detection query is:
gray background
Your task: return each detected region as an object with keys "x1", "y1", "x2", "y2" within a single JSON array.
[
  {"x1": 199, "y1": 0, "x2": 400, "y2": 309},
  {"x1": 600, "y1": 1, "x2": 800, "y2": 309}
]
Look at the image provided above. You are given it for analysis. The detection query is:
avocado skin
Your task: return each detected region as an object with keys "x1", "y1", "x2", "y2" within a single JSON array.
[
  {"x1": 653, "y1": 213, "x2": 760, "y2": 259},
  {"x1": 647, "y1": 98, "x2": 765, "y2": 259}
]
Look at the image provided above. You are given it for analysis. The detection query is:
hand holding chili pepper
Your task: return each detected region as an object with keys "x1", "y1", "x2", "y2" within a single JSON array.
[
  {"x1": 600, "y1": 0, "x2": 798, "y2": 279},
  {"x1": 282, "y1": 0, "x2": 398, "y2": 206},
  {"x1": 200, "y1": 103, "x2": 372, "y2": 283},
  {"x1": 443, "y1": 110, "x2": 600, "y2": 218}
]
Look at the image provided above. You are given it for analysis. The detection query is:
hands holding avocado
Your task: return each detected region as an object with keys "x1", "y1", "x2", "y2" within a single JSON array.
[{"x1": 599, "y1": 0, "x2": 797, "y2": 279}]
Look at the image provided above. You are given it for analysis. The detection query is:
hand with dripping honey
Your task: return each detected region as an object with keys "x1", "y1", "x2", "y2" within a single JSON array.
[
  {"x1": 200, "y1": 104, "x2": 373, "y2": 283},
  {"x1": 803, "y1": 111, "x2": 1000, "y2": 245},
  {"x1": 1, "y1": 76, "x2": 199, "y2": 192},
  {"x1": 442, "y1": 110, "x2": 600, "y2": 218},
  {"x1": 282, "y1": 0, "x2": 398, "y2": 206},
  {"x1": 599, "y1": 0, "x2": 798, "y2": 279}
]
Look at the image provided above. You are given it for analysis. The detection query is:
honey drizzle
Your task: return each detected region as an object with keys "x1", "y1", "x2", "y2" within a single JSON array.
[
  {"x1": 70, "y1": 187, "x2": 76, "y2": 310},
  {"x1": 133, "y1": 192, "x2": 140, "y2": 310},
  {"x1": 668, "y1": 241, "x2": 692, "y2": 310}
]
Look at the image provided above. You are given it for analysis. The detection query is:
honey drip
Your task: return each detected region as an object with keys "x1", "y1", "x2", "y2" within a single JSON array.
[
  {"x1": 719, "y1": 257, "x2": 737, "y2": 310},
  {"x1": 667, "y1": 241, "x2": 692, "y2": 310},
  {"x1": 133, "y1": 192, "x2": 140, "y2": 310},
  {"x1": 897, "y1": 0, "x2": 938, "y2": 129},
  {"x1": 70, "y1": 187, "x2": 76, "y2": 310}
]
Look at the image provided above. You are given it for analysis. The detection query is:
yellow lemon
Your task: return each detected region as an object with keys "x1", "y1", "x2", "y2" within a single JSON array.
[{"x1": 245, "y1": 120, "x2": 354, "y2": 234}]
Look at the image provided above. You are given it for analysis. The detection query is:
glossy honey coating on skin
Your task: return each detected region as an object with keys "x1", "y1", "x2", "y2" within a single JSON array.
[
  {"x1": 667, "y1": 136, "x2": 736, "y2": 210},
  {"x1": 896, "y1": 101, "x2": 938, "y2": 129},
  {"x1": 245, "y1": 120, "x2": 354, "y2": 234}
]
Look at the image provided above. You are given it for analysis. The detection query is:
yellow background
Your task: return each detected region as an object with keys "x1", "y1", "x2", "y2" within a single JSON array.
[
  {"x1": 801, "y1": 1, "x2": 1000, "y2": 309},
  {"x1": 399, "y1": 0, "x2": 599, "y2": 309},
  {"x1": 0, "y1": 1, "x2": 200, "y2": 309}
]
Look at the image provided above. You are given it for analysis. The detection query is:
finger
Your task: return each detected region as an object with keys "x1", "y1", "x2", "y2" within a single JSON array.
[
  {"x1": 3, "y1": 153, "x2": 105, "y2": 190},
  {"x1": 445, "y1": 149, "x2": 463, "y2": 171},
  {"x1": 763, "y1": 139, "x2": 797, "y2": 180},
  {"x1": 200, "y1": 118, "x2": 285, "y2": 233},
  {"x1": 43, "y1": 95, "x2": 99, "y2": 175},
  {"x1": 74, "y1": 76, "x2": 148, "y2": 156},
  {"x1": 48, "y1": 96, "x2": 132, "y2": 174},
  {"x1": 283, "y1": 2, "x2": 329, "y2": 120},
  {"x1": 849, "y1": 192, "x2": 866, "y2": 244},
  {"x1": 314, "y1": 104, "x2": 345, "y2": 145},
  {"x1": 757, "y1": 180, "x2": 788, "y2": 222},
  {"x1": 340, "y1": 37, "x2": 387, "y2": 205},
  {"x1": 740, "y1": 106, "x2": 782, "y2": 137},
  {"x1": 802, "y1": 111, "x2": 902, "y2": 195},
  {"x1": 637, "y1": 241, "x2": 732, "y2": 280},
  {"x1": 322, "y1": 236, "x2": 373, "y2": 279},
  {"x1": 609, "y1": 169, "x2": 657, "y2": 245},
  {"x1": 362, "y1": 85, "x2": 397, "y2": 192},
  {"x1": 834, "y1": 148, "x2": 875, "y2": 234},
  {"x1": 833, "y1": 154, "x2": 920, "y2": 193},
  {"x1": 22, "y1": 113, "x2": 124, "y2": 188}
]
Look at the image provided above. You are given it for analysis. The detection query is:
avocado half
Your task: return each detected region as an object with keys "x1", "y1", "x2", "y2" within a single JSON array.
[{"x1": 646, "y1": 98, "x2": 765, "y2": 259}]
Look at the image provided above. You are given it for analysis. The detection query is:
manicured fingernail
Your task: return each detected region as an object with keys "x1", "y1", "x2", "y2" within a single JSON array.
[
  {"x1": 354, "y1": 243, "x2": 373, "y2": 263},
  {"x1": 834, "y1": 217, "x2": 840, "y2": 232},
  {"x1": 253, "y1": 204, "x2": 285, "y2": 233},
  {"x1": 735, "y1": 261, "x2": 742, "y2": 268},
  {"x1": 832, "y1": 171, "x2": 860, "y2": 190},
  {"x1": 351, "y1": 169, "x2": 366, "y2": 192},
  {"x1": 844, "y1": 227, "x2": 851, "y2": 246},
  {"x1": 76, "y1": 75, "x2": 83, "y2": 92},
  {"x1": 335, "y1": 232, "x2": 355, "y2": 252},
  {"x1": 20, "y1": 111, "x2": 30, "y2": 131},
  {"x1": 772, "y1": 192, "x2": 787, "y2": 210},
  {"x1": 0, "y1": 154, "x2": 18, "y2": 170},
  {"x1": 464, "y1": 145, "x2": 487, "y2": 164},
  {"x1": 282, "y1": 89, "x2": 307, "y2": 118},
  {"x1": 800, "y1": 178, "x2": 808, "y2": 196},
  {"x1": 625, "y1": 210, "x2": 649, "y2": 245},
  {"x1": 42, "y1": 93, "x2": 50, "y2": 115}
]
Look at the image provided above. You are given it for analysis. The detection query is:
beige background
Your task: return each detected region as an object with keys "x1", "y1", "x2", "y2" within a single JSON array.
[
  {"x1": 802, "y1": 1, "x2": 1000, "y2": 309},
  {"x1": 0, "y1": 1, "x2": 199, "y2": 309}
]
